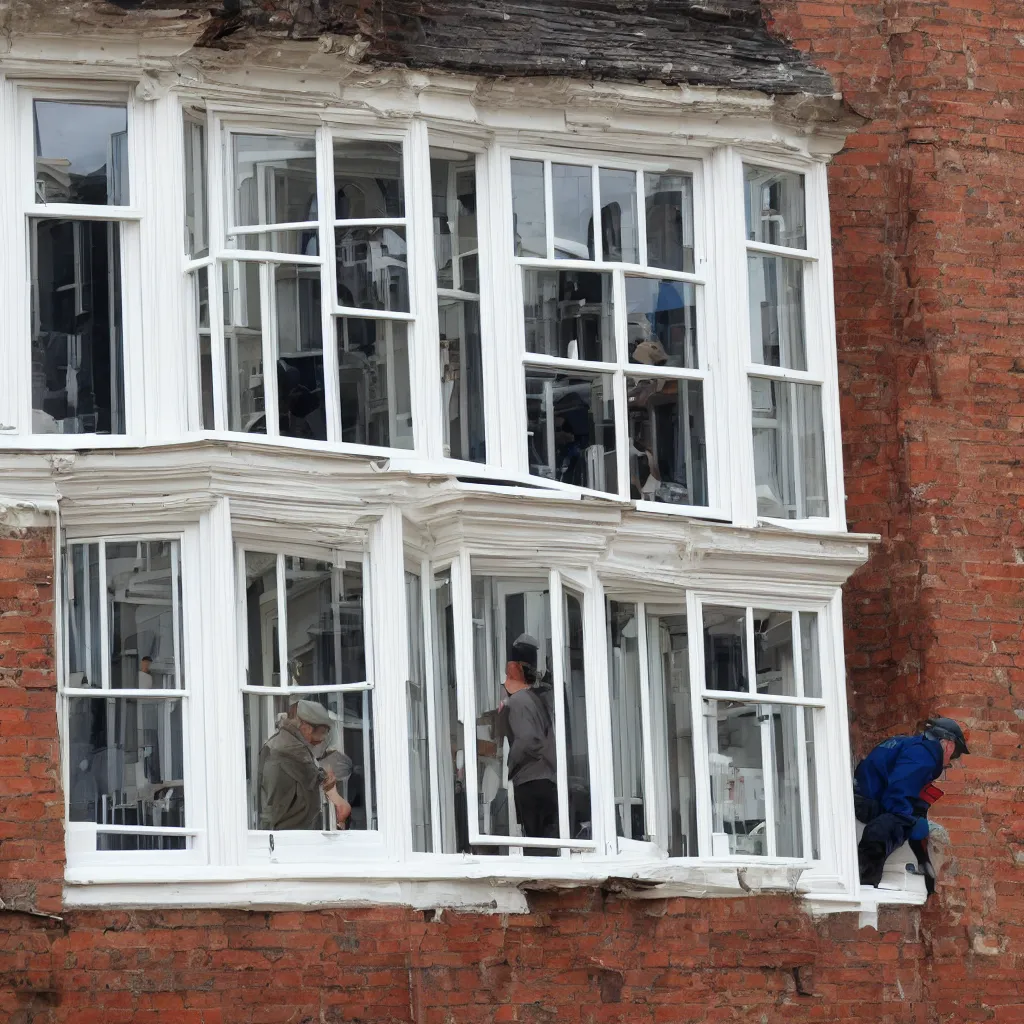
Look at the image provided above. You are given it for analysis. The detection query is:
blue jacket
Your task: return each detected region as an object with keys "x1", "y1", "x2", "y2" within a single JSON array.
[{"x1": 854, "y1": 735, "x2": 943, "y2": 841}]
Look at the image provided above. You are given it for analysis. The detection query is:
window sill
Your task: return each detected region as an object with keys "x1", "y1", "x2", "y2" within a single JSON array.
[{"x1": 63, "y1": 856, "x2": 856, "y2": 913}]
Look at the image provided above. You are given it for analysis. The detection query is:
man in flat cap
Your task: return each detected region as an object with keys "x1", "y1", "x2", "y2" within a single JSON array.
[
  {"x1": 258, "y1": 699, "x2": 351, "y2": 831},
  {"x1": 497, "y1": 633, "x2": 558, "y2": 854}
]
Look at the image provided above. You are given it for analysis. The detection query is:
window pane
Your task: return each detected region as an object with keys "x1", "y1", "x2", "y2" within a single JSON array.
[
  {"x1": 245, "y1": 690, "x2": 376, "y2": 831},
  {"x1": 552, "y1": 163, "x2": 594, "y2": 261},
  {"x1": 563, "y1": 590, "x2": 592, "y2": 843},
  {"x1": 431, "y1": 571, "x2": 468, "y2": 853},
  {"x1": 431, "y1": 151, "x2": 478, "y2": 291},
  {"x1": 334, "y1": 140, "x2": 404, "y2": 220},
  {"x1": 525, "y1": 368, "x2": 617, "y2": 493},
  {"x1": 34, "y1": 100, "x2": 128, "y2": 206},
  {"x1": 800, "y1": 612, "x2": 821, "y2": 699},
  {"x1": 805, "y1": 707, "x2": 821, "y2": 859},
  {"x1": 67, "y1": 696, "x2": 185, "y2": 836},
  {"x1": 747, "y1": 253, "x2": 805, "y2": 369},
  {"x1": 193, "y1": 267, "x2": 214, "y2": 430},
  {"x1": 66, "y1": 543, "x2": 101, "y2": 690},
  {"x1": 274, "y1": 264, "x2": 327, "y2": 441},
  {"x1": 647, "y1": 611, "x2": 696, "y2": 857},
  {"x1": 523, "y1": 269, "x2": 615, "y2": 363},
  {"x1": 751, "y1": 380, "x2": 828, "y2": 519},
  {"x1": 229, "y1": 230, "x2": 319, "y2": 257},
  {"x1": 106, "y1": 541, "x2": 183, "y2": 690},
  {"x1": 645, "y1": 172, "x2": 694, "y2": 274},
  {"x1": 626, "y1": 276, "x2": 698, "y2": 369},
  {"x1": 753, "y1": 610, "x2": 795, "y2": 696},
  {"x1": 599, "y1": 169, "x2": 638, "y2": 264},
  {"x1": 627, "y1": 377, "x2": 708, "y2": 506},
  {"x1": 31, "y1": 219, "x2": 124, "y2": 435},
  {"x1": 223, "y1": 261, "x2": 265, "y2": 433},
  {"x1": 472, "y1": 575, "x2": 554, "y2": 851},
  {"x1": 233, "y1": 134, "x2": 317, "y2": 227},
  {"x1": 439, "y1": 298, "x2": 486, "y2": 463},
  {"x1": 335, "y1": 226, "x2": 408, "y2": 312},
  {"x1": 607, "y1": 601, "x2": 645, "y2": 841},
  {"x1": 243, "y1": 552, "x2": 279, "y2": 687},
  {"x1": 284, "y1": 556, "x2": 365, "y2": 686},
  {"x1": 511, "y1": 159, "x2": 546, "y2": 258},
  {"x1": 406, "y1": 571, "x2": 433, "y2": 852},
  {"x1": 744, "y1": 164, "x2": 806, "y2": 249},
  {"x1": 183, "y1": 116, "x2": 208, "y2": 258},
  {"x1": 703, "y1": 606, "x2": 748, "y2": 693},
  {"x1": 705, "y1": 700, "x2": 812, "y2": 859},
  {"x1": 336, "y1": 318, "x2": 413, "y2": 449}
]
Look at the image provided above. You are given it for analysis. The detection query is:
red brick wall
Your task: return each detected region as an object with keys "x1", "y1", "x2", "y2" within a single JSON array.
[{"x1": 3, "y1": 1, "x2": 1024, "y2": 1018}]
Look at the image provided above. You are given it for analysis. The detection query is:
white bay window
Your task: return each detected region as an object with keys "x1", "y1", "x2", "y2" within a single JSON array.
[{"x1": 0, "y1": 62, "x2": 867, "y2": 909}]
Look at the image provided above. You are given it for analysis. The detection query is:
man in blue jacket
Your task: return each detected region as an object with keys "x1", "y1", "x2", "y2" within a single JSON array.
[{"x1": 854, "y1": 716, "x2": 969, "y2": 890}]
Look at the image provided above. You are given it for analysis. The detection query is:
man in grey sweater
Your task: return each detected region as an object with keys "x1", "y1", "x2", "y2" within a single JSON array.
[{"x1": 496, "y1": 633, "x2": 558, "y2": 855}]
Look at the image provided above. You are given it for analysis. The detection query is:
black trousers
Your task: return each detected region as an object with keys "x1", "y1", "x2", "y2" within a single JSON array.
[
  {"x1": 514, "y1": 778, "x2": 559, "y2": 857},
  {"x1": 855, "y1": 794, "x2": 915, "y2": 886}
]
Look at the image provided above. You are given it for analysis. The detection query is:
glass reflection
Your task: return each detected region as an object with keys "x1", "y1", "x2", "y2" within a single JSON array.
[
  {"x1": 705, "y1": 700, "x2": 808, "y2": 858},
  {"x1": 703, "y1": 606, "x2": 748, "y2": 693},
  {"x1": 626, "y1": 377, "x2": 708, "y2": 506},
  {"x1": 430, "y1": 152, "x2": 478, "y2": 291},
  {"x1": 438, "y1": 298, "x2": 486, "y2": 463},
  {"x1": 67, "y1": 696, "x2": 185, "y2": 838},
  {"x1": 34, "y1": 101, "x2": 128, "y2": 206},
  {"x1": 336, "y1": 318, "x2": 413, "y2": 449},
  {"x1": 607, "y1": 601, "x2": 646, "y2": 841},
  {"x1": 105, "y1": 540, "x2": 182, "y2": 690},
  {"x1": 647, "y1": 610, "x2": 697, "y2": 857},
  {"x1": 274, "y1": 263, "x2": 326, "y2": 441},
  {"x1": 626, "y1": 276, "x2": 697, "y2": 369},
  {"x1": 750, "y1": 379, "x2": 828, "y2": 519},
  {"x1": 66, "y1": 543, "x2": 101, "y2": 690},
  {"x1": 522, "y1": 269, "x2": 615, "y2": 363},
  {"x1": 31, "y1": 219, "x2": 124, "y2": 435},
  {"x1": 233, "y1": 134, "x2": 316, "y2": 227},
  {"x1": 334, "y1": 140, "x2": 404, "y2": 220},
  {"x1": 183, "y1": 115, "x2": 207, "y2": 258},
  {"x1": 744, "y1": 164, "x2": 806, "y2": 249},
  {"x1": 223, "y1": 261, "x2": 265, "y2": 433},
  {"x1": 406, "y1": 570, "x2": 433, "y2": 852},
  {"x1": 431, "y1": 571, "x2": 468, "y2": 853},
  {"x1": 599, "y1": 168, "x2": 639, "y2": 264},
  {"x1": 645, "y1": 171, "x2": 694, "y2": 273},
  {"x1": 753, "y1": 609, "x2": 795, "y2": 696},
  {"x1": 563, "y1": 590, "x2": 592, "y2": 843},
  {"x1": 335, "y1": 226, "x2": 408, "y2": 312},
  {"x1": 747, "y1": 253, "x2": 805, "y2": 369},
  {"x1": 552, "y1": 163, "x2": 594, "y2": 260},
  {"x1": 511, "y1": 159, "x2": 546, "y2": 258},
  {"x1": 525, "y1": 368, "x2": 617, "y2": 493}
]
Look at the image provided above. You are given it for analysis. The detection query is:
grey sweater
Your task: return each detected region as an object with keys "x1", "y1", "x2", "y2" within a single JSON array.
[{"x1": 497, "y1": 686, "x2": 556, "y2": 785}]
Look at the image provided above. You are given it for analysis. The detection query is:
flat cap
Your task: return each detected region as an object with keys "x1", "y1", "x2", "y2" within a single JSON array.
[{"x1": 294, "y1": 699, "x2": 334, "y2": 727}]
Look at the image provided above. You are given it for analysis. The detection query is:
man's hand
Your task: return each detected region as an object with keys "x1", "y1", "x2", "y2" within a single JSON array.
[{"x1": 320, "y1": 767, "x2": 337, "y2": 792}]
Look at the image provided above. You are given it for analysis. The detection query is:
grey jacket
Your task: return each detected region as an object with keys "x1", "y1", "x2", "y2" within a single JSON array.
[
  {"x1": 258, "y1": 720, "x2": 324, "y2": 830},
  {"x1": 497, "y1": 686, "x2": 556, "y2": 785}
]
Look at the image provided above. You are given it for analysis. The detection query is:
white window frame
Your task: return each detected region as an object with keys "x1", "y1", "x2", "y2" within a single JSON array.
[
  {"x1": 729, "y1": 148, "x2": 845, "y2": 530},
  {"x1": 5, "y1": 81, "x2": 147, "y2": 442},
  {"x1": 493, "y1": 144, "x2": 727, "y2": 518},
  {"x1": 188, "y1": 111, "x2": 432, "y2": 458},
  {"x1": 59, "y1": 527, "x2": 208, "y2": 869},
  {"x1": 234, "y1": 536, "x2": 387, "y2": 865}
]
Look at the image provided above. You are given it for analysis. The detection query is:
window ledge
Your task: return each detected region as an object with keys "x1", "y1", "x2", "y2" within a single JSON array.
[{"x1": 63, "y1": 858, "x2": 845, "y2": 913}]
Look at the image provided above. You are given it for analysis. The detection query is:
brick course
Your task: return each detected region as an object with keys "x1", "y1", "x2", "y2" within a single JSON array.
[{"x1": 3, "y1": 0, "x2": 1024, "y2": 1019}]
